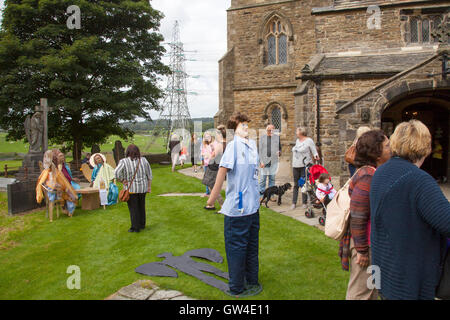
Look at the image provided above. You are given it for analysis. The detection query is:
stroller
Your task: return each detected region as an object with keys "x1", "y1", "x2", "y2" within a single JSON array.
[{"x1": 298, "y1": 160, "x2": 330, "y2": 226}]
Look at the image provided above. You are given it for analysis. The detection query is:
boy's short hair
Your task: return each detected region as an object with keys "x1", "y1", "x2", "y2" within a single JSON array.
[
  {"x1": 390, "y1": 120, "x2": 431, "y2": 163},
  {"x1": 227, "y1": 111, "x2": 251, "y2": 131}
]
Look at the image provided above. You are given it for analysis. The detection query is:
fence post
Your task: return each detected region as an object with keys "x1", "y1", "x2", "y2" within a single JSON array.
[{"x1": 4, "y1": 164, "x2": 7, "y2": 177}]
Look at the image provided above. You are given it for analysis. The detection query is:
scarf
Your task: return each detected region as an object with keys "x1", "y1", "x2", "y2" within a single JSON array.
[{"x1": 61, "y1": 164, "x2": 72, "y2": 184}]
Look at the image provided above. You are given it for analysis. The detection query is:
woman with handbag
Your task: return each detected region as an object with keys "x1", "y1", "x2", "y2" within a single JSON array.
[
  {"x1": 203, "y1": 125, "x2": 227, "y2": 211},
  {"x1": 345, "y1": 126, "x2": 371, "y2": 177},
  {"x1": 115, "y1": 144, "x2": 153, "y2": 233},
  {"x1": 339, "y1": 129, "x2": 391, "y2": 300}
]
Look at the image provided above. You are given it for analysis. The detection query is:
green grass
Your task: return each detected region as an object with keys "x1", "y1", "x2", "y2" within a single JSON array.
[
  {"x1": 0, "y1": 164, "x2": 348, "y2": 300},
  {"x1": 0, "y1": 133, "x2": 167, "y2": 170}
]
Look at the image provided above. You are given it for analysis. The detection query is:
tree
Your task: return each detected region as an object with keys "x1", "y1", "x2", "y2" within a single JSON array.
[{"x1": 0, "y1": 0, "x2": 170, "y2": 163}]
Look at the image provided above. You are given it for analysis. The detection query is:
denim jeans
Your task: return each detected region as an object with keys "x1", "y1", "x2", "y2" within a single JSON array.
[
  {"x1": 259, "y1": 173, "x2": 276, "y2": 194},
  {"x1": 224, "y1": 212, "x2": 260, "y2": 294},
  {"x1": 292, "y1": 167, "x2": 307, "y2": 205},
  {"x1": 204, "y1": 166, "x2": 210, "y2": 195}
]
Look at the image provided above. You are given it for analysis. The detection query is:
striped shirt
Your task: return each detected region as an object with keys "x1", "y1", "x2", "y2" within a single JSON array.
[
  {"x1": 349, "y1": 166, "x2": 376, "y2": 254},
  {"x1": 114, "y1": 157, "x2": 152, "y2": 194}
]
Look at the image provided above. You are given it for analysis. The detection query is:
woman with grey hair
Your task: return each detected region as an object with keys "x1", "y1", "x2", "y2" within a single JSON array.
[{"x1": 291, "y1": 127, "x2": 319, "y2": 210}]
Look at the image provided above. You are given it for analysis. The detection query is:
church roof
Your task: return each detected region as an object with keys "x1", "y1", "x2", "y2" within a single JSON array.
[{"x1": 297, "y1": 51, "x2": 436, "y2": 80}]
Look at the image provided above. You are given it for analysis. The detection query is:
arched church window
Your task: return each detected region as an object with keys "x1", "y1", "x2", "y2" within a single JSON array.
[
  {"x1": 271, "y1": 106, "x2": 282, "y2": 132},
  {"x1": 265, "y1": 18, "x2": 288, "y2": 65}
]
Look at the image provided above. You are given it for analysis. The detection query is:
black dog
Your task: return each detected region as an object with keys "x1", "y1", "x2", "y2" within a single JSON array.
[{"x1": 260, "y1": 183, "x2": 292, "y2": 208}]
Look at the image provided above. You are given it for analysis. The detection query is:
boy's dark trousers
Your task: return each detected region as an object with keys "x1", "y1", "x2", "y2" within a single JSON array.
[
  {"x1": 224, "y1": 211, "x2": 260, "y2": 294},
  {"x1": 127, "y1": 193, "x2": 147, "y2": 230}
]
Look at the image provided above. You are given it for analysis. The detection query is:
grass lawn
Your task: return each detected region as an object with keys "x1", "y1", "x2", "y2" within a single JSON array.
[
  {"x1": 0, "y1": 132, "x2": 166, "y2": 170},
  {"x1": 0, "y1": 164, "x2": 348, "y2": 300}
]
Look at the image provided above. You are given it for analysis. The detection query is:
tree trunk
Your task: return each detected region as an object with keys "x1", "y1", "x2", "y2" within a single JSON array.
[{"x1": 72, "y1": 138, "x2": 82, "y2": 168}]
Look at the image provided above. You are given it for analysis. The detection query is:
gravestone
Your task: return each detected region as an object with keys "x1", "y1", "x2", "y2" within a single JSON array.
[
  {"x1": 8, "y1": 180, "x2": 45, "y2": 215},
  {"x1": 10, "y1": 98, "x2": 49, "y2": 214},
  {"x1": 112, "y1": 140, "x2": 125, "y2": 164}
]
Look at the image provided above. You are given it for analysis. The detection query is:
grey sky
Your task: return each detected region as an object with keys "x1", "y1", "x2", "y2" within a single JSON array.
[{"x1": 0, "y1": 0, "x2": 231, "y2": 119}]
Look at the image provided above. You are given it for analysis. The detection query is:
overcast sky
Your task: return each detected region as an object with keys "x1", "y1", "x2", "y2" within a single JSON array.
[{"x1": 0, "y1": 0, "x2": 231, "y2": 119}]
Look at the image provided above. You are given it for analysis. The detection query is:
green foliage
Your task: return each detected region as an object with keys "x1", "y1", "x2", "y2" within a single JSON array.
[{"x1": 0, "y1": 0, "x2": 170, "y2": 159}]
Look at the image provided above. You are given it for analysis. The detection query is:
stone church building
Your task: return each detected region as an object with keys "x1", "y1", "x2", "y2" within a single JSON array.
[{"x1": 215, "y1": 0, "x2": 450, "y2": 184}]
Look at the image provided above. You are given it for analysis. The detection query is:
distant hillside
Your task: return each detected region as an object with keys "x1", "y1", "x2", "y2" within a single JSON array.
[{"x1": 121, "y1": 118, "x2": 214, "y2": 132}]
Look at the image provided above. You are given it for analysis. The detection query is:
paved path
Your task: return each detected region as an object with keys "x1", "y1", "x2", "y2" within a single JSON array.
[
  {"x1": 178, "y1": 167, "x2": 324, "y2": 230},
  {"x1": 105, "y1": 280, "x2": 195, "y2": 300},
  {"x1": 178, "y1": 166, "x2": 450, "y2": 230}
]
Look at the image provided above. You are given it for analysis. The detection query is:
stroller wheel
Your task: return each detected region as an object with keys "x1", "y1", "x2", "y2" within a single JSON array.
[
  {"x1": 305, "y1": 208, "x2": 314, "y2": 218},
  {"x1": 319, "y1": 216, "x2": 325, "y2": 226}
]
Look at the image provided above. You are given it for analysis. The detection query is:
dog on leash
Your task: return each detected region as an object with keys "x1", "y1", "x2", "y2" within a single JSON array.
[{"x1": 260, "y1": 183, "x2": 292, "y2": 208}]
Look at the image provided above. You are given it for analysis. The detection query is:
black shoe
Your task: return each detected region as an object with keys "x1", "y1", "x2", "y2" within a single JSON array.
[{"x1": 128, "y1": 228, "x2": 139, "y2": 233}]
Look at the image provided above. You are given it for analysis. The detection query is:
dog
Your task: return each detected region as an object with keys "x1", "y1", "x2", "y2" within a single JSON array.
[{"x1": 260, "y1": 183, "x2": 292, "y2": 208}]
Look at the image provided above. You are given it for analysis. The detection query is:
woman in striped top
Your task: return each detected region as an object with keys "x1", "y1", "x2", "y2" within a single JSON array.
[
  {"x1": 339, "y1": 129, "x2": 391, "y2": 300},
  {"x1": 115, "y1": 144, "x2": 153, "y2": 233}
]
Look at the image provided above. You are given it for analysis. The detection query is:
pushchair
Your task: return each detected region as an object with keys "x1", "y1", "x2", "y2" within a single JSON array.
[{"x1": 298, "y1": 160, "x2": 330, "y2": 226}]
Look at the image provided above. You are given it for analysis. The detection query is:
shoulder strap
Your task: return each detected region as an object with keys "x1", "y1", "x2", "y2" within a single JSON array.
[{"x1": 126, "y1": 158, "x2": 141, "y2": 190}]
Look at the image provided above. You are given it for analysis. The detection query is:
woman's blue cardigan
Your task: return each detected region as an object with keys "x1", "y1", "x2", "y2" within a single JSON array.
[{"x1": 370, "y1": 157, "x2": 450, "y2": 300}]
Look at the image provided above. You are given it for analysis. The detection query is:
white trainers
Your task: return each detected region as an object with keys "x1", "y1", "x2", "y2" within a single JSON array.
[{"x1": 290, "y1": 204, "x2": 296, "y2": 210}]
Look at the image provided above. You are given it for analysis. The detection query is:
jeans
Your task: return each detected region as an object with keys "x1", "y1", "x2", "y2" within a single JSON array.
[
  {"x1": 224, "y1": 212, "x2": 260, "y2": 294},
  {"x1": 127, "y1": 193, "x2": 147, "y2": 230},
  {"x1": 259, "y1": 173, "x2": 276, "y2": 194},
  {"x1": 292, "y1": 167, "x2": 307, "y2": 205},
  {"x1": 204, "y1": 166, "x2": 210, "y2": 195}
]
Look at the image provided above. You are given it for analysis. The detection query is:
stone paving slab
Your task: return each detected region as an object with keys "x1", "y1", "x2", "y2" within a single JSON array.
[{"x1": 105, "y1": 280, "x2": 195, "y2": 301}]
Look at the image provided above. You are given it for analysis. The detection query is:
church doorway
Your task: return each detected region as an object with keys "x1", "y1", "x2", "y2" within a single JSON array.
[{"x1": 381, "y1": 89, "x2": 450, "y2": 181}]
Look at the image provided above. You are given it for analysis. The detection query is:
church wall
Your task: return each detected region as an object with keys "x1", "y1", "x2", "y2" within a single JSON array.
[
  {"x1": 314, "y1": 2, "x2": 448, "y2": 54},
  {"x1": 233, "y1": 87, "x2": 296, "y2": 143},
  {"x1": 227, "y1": 0, "x2": 324, "y2": 90}
]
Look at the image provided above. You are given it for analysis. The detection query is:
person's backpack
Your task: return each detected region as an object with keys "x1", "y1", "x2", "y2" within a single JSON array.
[{"x1": 324, "y1": 167, "x2": 373, "y2": 240}]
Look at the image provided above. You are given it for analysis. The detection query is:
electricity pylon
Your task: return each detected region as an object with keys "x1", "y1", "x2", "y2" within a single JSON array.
[{"x1": 154, "y1": 20, "x2": 192, "y2": 150}]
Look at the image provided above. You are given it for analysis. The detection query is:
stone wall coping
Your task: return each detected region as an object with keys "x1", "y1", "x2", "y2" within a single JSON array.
[
  {"x1": 228, "y1": 0, "x2": 297, "y2": 12},
  {"x1": 312, "y1": 0, "x2": 450, "y2": 15}
]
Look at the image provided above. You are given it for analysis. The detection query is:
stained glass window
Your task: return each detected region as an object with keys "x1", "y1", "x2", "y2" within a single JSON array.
[
  {"x1": 271, "y1": 106, "x2": 282, "y2": 131},
  {"x1": 268, "y1": 35, "x2": 276, "y2": 65}
]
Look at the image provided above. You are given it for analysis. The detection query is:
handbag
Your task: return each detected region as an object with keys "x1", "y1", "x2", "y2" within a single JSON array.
[
  {"x1": 344, "y1": 145, "x2": 356, "y2": 165},
  {"x1": 324, "y1": 167, "x2": 374, "y2": 240},
  {"x1": 118, "y1": 158, "x2": 140, "y2": 202},
  {"x1": 208, "y1": 163, "x2": 219, "y2": 171},
  {"x1": 436, "y1": 249, "x2": 450, "y2": 300}
]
